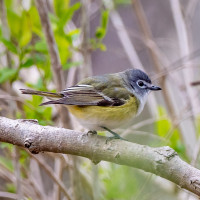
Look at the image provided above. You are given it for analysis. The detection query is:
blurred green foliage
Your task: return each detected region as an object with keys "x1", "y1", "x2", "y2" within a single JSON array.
[
  {"x1": 91, "y1": 9, "x2": 109, "y2": 51},
  {"x1": 0, "y1": 0, "x2": 84, "y2": 196},
  {"x1": 6, "y1": 183, "x2": 16, "y2": 193},
  {"x1": 156, "y1": 106, "x2": 187, "y2": 160}
]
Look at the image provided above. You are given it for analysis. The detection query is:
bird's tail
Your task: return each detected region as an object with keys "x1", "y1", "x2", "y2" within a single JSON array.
[{"x1": 20, "y1": 89, "x2": 63, "y2": 99}]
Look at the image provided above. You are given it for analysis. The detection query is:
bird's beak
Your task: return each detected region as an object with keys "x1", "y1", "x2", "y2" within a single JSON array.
[{"x1": 148, "y1": 84, "x2": 162, "y2": 91}]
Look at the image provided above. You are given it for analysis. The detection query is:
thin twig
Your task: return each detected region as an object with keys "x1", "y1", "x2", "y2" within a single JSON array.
[
  {"x1": 0, "y1": 161, "x2": 42, "y2": 199},
  {"x1": 0, "y1": 94, "x2": 35, "y2": 109},
  {"x1": 26, "y1": 151, "x2": 72, "y2": 200},
  {"x1": 53, "y1": 157, "x2": 63, "y2": 200},
  {"x1": 13, "y1": 147, "x2": 22, "y2": 199},
  {"x1": 0, "y1": 191, "x2": 18, "y2": 200},
  {"x1": 191, "y1": 81, "x2": 200, "y2": 86},
  {"x1": 170, "y1": 0, "x2": 199, "y2": 116}
]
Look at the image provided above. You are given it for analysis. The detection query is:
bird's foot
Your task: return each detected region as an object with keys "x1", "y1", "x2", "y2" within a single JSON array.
[
  {"x1": 87, "y1": 130, "x2": 97, "y2": 136},
  {"x1": 101, "y1": 126, "x2": 127, "y2": 141}
]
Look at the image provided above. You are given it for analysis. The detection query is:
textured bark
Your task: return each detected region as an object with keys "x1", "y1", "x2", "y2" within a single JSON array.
[{"x1": 0, "y1": 116, "x2": 200, "y2": 196}]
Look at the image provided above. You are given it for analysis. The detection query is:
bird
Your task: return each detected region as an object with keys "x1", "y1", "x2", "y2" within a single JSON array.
[{"x1": 21, "y1": 69, "x2": 161, "y2": 139}]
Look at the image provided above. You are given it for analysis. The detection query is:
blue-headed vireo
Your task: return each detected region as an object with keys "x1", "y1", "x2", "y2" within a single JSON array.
[{"x1": 21, "y1": 69, "x2": 161, "y2": 139}]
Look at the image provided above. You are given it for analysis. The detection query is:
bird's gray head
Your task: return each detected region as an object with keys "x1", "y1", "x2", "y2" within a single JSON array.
[
  {"x1": 125, "y1": 69, "x2": 161, "y2": 95},
  {"x1": 124, "y1": 69, "x2": 161, "y2": 113}
]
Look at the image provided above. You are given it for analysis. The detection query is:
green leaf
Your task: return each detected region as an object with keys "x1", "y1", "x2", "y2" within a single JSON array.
[
  {"x1": 101, "y1": 10, "x2": 109, "y2": 29},
  {"x1": 23, "y1": 90, "x2": 53, "y2": 126},
  {"x1": 20, "y1": 58, "x2": 34, "y2": 68},
  {"x1": 19, "y1": 11, "x2": 32, "y2": 47},
  {"x1": 54, "y1": 33, "x2": 70, "y2": 65},
  {"x1": 0, "y1": 143, "x2": 13, "y2": 151},
  {"x1": 5, "y1": 0, "x2": 12, "y2": 8},
  {"x1": 7, "y1": 9, "x2": 32, "y2": 47},
  {"x1": 53, "y1": 1, "x2": 81, "y2": 29},
  {"x1": 156, "y1": 106, "x2": 171, "y2": 137},
  {"x1": 104, "y1": 166, "x2": 138, "y2": 199},
  {"x1": 34, "y1": 40, "x2": 48, "y2": 53},
  {"x1": 7, "y1": 9, "x2": 21, "y2": 38},
  {"x1": 43, "y1": 107, "x2": 52, "y2": 121},
  {"x1": 60, "y1": 3, "x2": 81, "y2": 25},
  {"x1": 26, "y1": 78, "x2": 47, "y2": 92},
  {"x1": 49, "y1": 13, "x2": 60, "y2": 25},
  {"x1": 0, "y1": 37, "x2": 18, "y2": 54},
  {"x1": 67, "y1": 29, "x2": 80, "y2": 41},
  {"x1": 20, "y1": 54, "x2": 46, "y2": 69},
  {"x1": 99, "y1": 43, "x2": 107, "y2": 51},
  {"x1": 53, "y1": 0, "x2": 70, "y2": 18},
  {"x1": 95, "y1": 10, "x2": 109, "y2": 40},
  {"x1": 16, "y1": 111, "x2": 22, "y2": 119},
  {"x1": 6, "y1": 183, "x2": 16, "y2": 193},
  {"x1": 196, "y1": 116, "x2": 200, "y2": 135},
  {"x1": 34, "y1": 54, "x2": 46, "y2": 63},
  {"x1": 0, "y1": 67, "x2": 18, "y2": 83},
  {"x1": 29, "y1": 6, "x2": 42, "y2": 37},
  {"x1": 19, "y1": 150, "x2": 29, "y2": 167},
  {"x1": 95, "y1": 27, "x2": 105, "y2": 39}
]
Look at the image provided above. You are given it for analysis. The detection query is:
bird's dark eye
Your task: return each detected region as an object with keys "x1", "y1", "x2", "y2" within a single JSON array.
[
  {"x1": 137, "y1": 80, "x2": 145, "y2": 87},
  {"x1": 138, "y1": 81, "x2": 144, "y2": 86}
]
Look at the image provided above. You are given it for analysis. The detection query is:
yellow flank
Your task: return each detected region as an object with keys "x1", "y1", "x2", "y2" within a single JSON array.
[{"x1": 67, "y1": 96, "x2": 138, "y2": 122}]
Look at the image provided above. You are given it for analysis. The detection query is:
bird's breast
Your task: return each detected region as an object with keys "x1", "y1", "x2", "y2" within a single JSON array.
[{"x1": 67, "y1": 96, "x2": 139, "y2": 130}]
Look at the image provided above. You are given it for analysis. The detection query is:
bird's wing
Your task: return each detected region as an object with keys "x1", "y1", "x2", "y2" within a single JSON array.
[
  {"x1": 78, "y1": 74, "x2": 132, "y2": 101},
  {"x1": 41, "y1": 73, "x2": 133, "y2": 106},
  {"x1": 40, "y1": 84, "x2": 125, "y2": 106}
]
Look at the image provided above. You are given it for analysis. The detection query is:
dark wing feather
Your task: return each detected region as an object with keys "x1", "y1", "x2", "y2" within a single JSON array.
[
  {"x1": 40, "y1": 85, "x2": 125, "y2": 106},
  {"x1": 40, "y1": 72, "x2": 134, "y2": 107}
]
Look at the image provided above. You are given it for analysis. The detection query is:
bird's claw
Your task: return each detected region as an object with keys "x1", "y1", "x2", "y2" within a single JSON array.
[{"x1": 87, "y1": 130, "x2": 97, "y2": 136}]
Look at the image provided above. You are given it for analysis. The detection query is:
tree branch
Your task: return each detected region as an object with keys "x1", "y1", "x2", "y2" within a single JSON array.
[
  {"x1": 0, "y1": 116, "x2": 200, "y2": 197},
  {"x1": 34, "y1": 0, "x2": 71, "y2": 129},
  {"x1": 34, "y1": 0, "x2": 64, "y2": 91}
]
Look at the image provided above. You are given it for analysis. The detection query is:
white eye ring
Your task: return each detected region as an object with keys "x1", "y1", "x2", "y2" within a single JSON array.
[{"x1": 137, "y1": 80, "x2": 146, "y2": 88}]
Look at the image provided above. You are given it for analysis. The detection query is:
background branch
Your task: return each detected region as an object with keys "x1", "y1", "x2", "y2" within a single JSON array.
[
  {"x1": 34, "y1": 0, "x2": 71, "y2": 129},
  {"x1": 104, "y1": 0, "x2": 159, "y2": 119},
  {"x1": 132, "y1": 0, "x2": 197, "y2": 158},
  {"x1": 0, "y1": 116, "x2": 200, "y2": 197},
  {"x1": 26, "y1": 151, "x2": 71, "y2": 200},
  {"x1": 34, "y1": 0, "x2": 64, "y2": 91}
]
